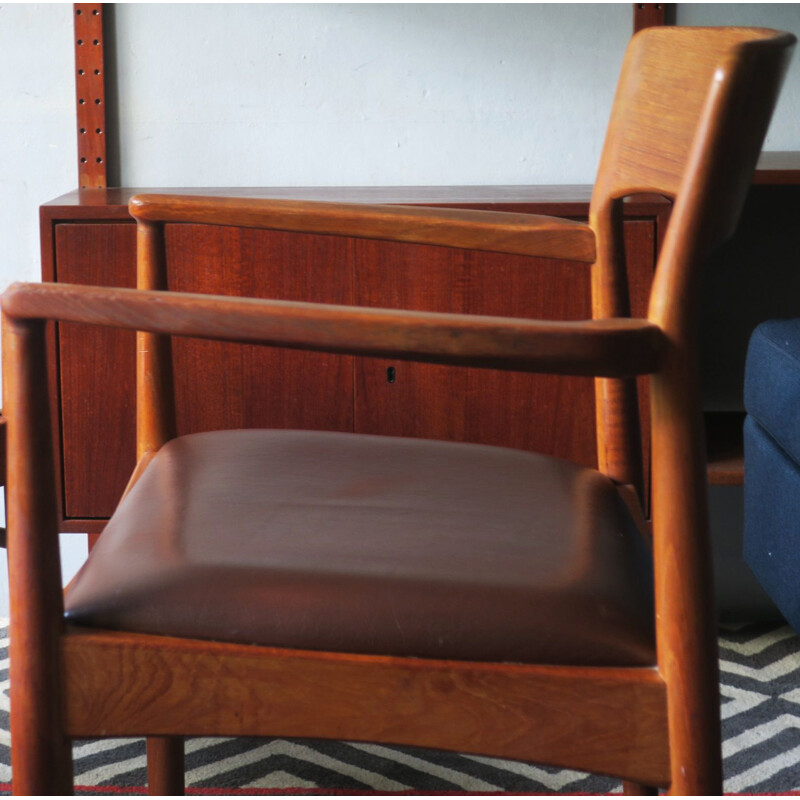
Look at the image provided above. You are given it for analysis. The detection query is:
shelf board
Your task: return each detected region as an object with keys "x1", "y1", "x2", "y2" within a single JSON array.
[
  {"x1": 705, "y1": 411, "x2": 745, "y2": 485},
  {"x1": 754, "y1": 151, "x2": 800, "y2": 185}
]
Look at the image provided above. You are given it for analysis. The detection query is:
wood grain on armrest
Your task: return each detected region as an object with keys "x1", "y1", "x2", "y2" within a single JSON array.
[
  {"x1": 3, "y1": 283, "x2": 661, "y2": 378},
  {"x1": 128, "y1": 194, "x2": 597, "y2": 262}
]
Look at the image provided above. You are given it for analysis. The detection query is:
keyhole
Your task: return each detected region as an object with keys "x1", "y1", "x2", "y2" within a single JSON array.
[{"x1": 387, "y1": 366, "x2": 396, "y2": 384}]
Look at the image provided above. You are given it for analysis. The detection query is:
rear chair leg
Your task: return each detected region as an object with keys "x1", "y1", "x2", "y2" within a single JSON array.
[
  {"x1": 147, "y1": 736, "x2": 185, "y2": 795},
  {"x1": 623, "y1": 781, "x2": 659, "y2": 795}
]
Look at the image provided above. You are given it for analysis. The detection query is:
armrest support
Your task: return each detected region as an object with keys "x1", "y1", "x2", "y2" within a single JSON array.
[
  {"x1": 3, "y1": 282, "x2": 662, "y2": 378},
  {"x1": 129, "y1": 194, "x2": 597, "y2": 262}
]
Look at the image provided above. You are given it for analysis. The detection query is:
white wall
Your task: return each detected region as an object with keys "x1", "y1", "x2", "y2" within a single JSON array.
[
  {"x1": 0, "y1": 4, "x2": 75, "y2": 285},
  {"x1": 113, "y1": 3, "x2": 630, "y2": 187},
  {"x1": 110, "y1": 3, "x2": 800, "y2": 185},
  {"x1": 0, "y1": 3, "x2": 799, "y2": 616},
  {"x1": 676, "y1": 4, "x2": 800, "y2": 151}
]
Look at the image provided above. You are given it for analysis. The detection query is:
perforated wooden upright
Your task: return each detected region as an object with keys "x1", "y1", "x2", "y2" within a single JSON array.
[{"x1": 73, "y1": 3, "x2": 107, "y2": 189}]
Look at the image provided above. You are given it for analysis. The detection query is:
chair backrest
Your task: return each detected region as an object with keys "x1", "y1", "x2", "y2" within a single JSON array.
[
  {"x1": 595, "y1": 27, "x2": 792, "y2": 249},
  {"x1": 589, "y1": 26, "x2": 794, "y2": 490}
]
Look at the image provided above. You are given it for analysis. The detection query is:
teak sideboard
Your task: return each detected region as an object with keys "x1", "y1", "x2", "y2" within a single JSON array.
[{"x1": 40, "y1": 160, "x2": 800, "y2": 536}]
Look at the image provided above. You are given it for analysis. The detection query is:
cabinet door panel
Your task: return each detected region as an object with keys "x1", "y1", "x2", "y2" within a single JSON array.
[
  {"x1": 56, "y1": 223, "x2": 137, "y2": 519},
  {"x1": 165, "y1": 224, "x2": 355, "y2": 436},
  {"x1": 353, "y1": 240, "x2": 596, "y2": 464},
  {"x1": 354, "y1": 220, "x2": 655, "y2": 467},
  {"x1": 56, "y1": 222, "x2": 355, "y2": 521}
]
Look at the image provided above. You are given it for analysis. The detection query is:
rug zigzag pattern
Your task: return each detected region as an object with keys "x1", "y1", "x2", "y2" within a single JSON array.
[
  {"x1": 1, "y1": 624, "x2": 800, "y2": 794},
  {"x1": 718, "y1": 623, "x2": 800, "y2": 794}
]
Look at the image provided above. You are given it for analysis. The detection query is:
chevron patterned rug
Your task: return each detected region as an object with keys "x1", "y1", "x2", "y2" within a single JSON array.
[{"x1": 1, "y1": 622, "x2": 799, "y2": 794}]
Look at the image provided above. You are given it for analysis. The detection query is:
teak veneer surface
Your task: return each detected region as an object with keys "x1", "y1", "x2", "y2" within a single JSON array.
[
  {"x1": 56, "y1": 224, "x2": 136, "y2": 519},
  {"x1": 42, "y1": 184, "x2": 602, "y2": 212}
]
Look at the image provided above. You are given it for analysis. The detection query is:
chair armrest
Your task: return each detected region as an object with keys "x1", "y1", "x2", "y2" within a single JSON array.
[
  {"x1": 129, "y1": 194, "x2": 597, "y2": 263},
  {"x1": 3, "y1": 283, "x2": 662, "y2": 378}
]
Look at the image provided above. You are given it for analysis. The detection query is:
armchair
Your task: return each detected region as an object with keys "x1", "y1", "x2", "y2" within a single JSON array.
[{"x1": 2, "y1": 26, "x2": 794, "y2": 796}]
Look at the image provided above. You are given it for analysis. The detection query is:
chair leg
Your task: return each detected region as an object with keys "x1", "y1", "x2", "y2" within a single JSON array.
[
  {"x1": 147, "y1": 736, "x2": 185, "y2": 795},
  {"x1": 650, "y1": 372, "x2": 723, "y2": 795},
  {"x1": 623, "y1": 781, "x2": 659, "y2": 795},
  {"x1": 5, "y1": 318, "x2": 74, "y2": 794},
  {"x1": 9, "y1": 720, "x2": 72, "y2": 795}
]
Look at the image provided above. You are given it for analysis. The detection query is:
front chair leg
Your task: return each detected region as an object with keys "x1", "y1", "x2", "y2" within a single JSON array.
[
  {"x1": 5, "y1": 318, "x2": 74, "y2": 795},
  {"x1": 147, "y1": 736, "x2": 185, "y2": 795}
]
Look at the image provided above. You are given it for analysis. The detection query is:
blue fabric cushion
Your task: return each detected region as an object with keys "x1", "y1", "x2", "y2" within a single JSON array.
[
  {"x1": 744, "y1": 416, "x2": 800, "y2": 631},
  {"x1": 745, "y1": 319, "x2": 800, "y2": 467}
]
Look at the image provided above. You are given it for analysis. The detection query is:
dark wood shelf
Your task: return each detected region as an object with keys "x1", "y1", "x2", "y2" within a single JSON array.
[
  {"x1": 754, "y1": 151, "x2": 800, "y2": 185},
  {"x1": 699, "y1": 151, "x2": 800, "y2": 488},
  {"x1": 705, "y1": 411, "x2": 745, "y2": 486}
]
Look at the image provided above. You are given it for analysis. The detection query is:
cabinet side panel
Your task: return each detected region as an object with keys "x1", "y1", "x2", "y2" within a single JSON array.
[
  {"x1": 56, "y1": 223, "x2": 137, "y2": 519},
  {"x1": 40, "y1": 210, "x2": 65, "y2": 528}
]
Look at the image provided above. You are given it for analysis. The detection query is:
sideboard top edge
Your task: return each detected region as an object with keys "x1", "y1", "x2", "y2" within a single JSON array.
[
  {"x1": 43, "y1": 185, "x2": 597, "y2": 210},
  {"x1": 40, "y1": 151, "x2": 800, "y2": 215}
]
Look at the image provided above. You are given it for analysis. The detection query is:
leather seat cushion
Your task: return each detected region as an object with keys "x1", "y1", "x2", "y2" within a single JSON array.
[{"x1": 65, "y1": 430, "x2": 656, "y2": 666}]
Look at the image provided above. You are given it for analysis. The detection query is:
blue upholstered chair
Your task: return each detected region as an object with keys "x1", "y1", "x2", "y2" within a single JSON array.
[{"x1": 744, "y1": 319, "x2": 800, "y2": 630}]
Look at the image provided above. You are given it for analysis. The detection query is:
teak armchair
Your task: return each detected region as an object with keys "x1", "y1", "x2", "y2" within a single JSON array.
[{"x1": 2, "y1": 27, "x2": 794, "y2": 796}]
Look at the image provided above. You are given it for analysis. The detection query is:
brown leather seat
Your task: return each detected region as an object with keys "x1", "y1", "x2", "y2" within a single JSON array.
[{"x1": 65, "y1": 429, "x2": 655, "y2": 667}]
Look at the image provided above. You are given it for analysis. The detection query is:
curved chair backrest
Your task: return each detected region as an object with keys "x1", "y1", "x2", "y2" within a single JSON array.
[
  {"x1": 595, "y1": 26, "x2": 791, "y2": 243},
  {"x1": 589, "y1": 27, "x2": 795, "y2": 489}
]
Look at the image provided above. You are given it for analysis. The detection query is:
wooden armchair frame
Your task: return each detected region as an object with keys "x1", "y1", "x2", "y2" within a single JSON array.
[{"x1": 2, "y1": 26, "x2": 794, "y2": 796}]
